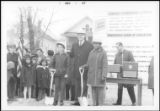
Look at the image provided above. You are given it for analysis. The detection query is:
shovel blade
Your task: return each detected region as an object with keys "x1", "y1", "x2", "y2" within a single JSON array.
[
  {"x1": 44, "y1": 96, "x2": 54, "y2": 105},
  {"x1": 78, "y1": 97, "x2": 88, "y2": 106}
]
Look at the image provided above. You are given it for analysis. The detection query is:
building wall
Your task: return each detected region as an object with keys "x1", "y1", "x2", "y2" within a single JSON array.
[
  {"x1": 39, "y1": 38, "x2": 56, "y2": 56},
  {"x1": 93, "y1": 11, "x2": 155, "y2": 84}
]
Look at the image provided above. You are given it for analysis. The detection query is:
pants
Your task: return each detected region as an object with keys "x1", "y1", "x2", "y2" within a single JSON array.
[
  {"x1": 91, "y1": 86, "x2": 105, "y2": 106},
  {"x1": 75, "y1": 78, "x2": 88, "y2": 101},
  {"x1": 116, "y1": 84, "x2": 136, "y2": 104},
  {"x1": 54, "y1": 77, "x2": 66, "y2": 102},
  {"x1": 32, "y1": 86, "x2": 37, "y2": 98},
  {"x1": 66, "y1": 83, "x2": 75, "y2": 101},
  {"x1": 7, "y1": 77, "x2": 16, "y2": 99},
  {"x1": 15, "y1": 77, "x2": 20, "y2": 97},
  {"x1": 37, "y1": 88, "x2": 49, "y2": 100}
]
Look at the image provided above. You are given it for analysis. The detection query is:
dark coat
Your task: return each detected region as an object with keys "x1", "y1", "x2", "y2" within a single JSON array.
[
  {"x1": 87, "y1": 47, "x2": 108, "y2": 86},
  {"x1": 70, "y1": 41, "x2": 93, "y2": 80},
  {"x1": 114, "y1": 49, "x2": 135, "y2": 87},
  {"x1": 148, "y1": 57, "x2": 154, "y2": 89},
  {"x1": 66, "y1": 57, "x2": 75, "y2": 85},
  {"x1": 7, "y1": 52, "x2": 18, "y2": 77},
  {"x1": 36, "y1": 66, "x2": 50, "y2": 89},
  {"x1": 20, "y1": 64, "x2": 36, "y2": 87},
  {"x1": 52, "y1": 53, "x2": 69, "y2": 77}
]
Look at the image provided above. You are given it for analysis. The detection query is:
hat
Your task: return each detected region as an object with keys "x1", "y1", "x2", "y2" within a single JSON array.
[
  {"x1": 56, "y1": 42, "x2": 65, "y2": 49},
  {"x1": 24, "y1": 54, "x2": 31, "y2": 59},
  {"x1": 76, "y1": 28, "x2": 86, "y2": 34},
  {"x1": 7, "y1": 61, "x2": 15, "y2": 69},
  {"x1": 36, "y1": 48, "x2": 43, "y2": 53},
  {"x1": 93, "y1": 37, "x2": 102, "y2": 45},
  {"x1": 7, "y1": 43, "x2": 16, "y2": 48},
  {"x1": 31, "y1": 54, "x2": 37, "y2": 59}
]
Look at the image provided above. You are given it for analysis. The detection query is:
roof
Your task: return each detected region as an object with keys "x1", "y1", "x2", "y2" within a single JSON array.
[
  {"x1": 45, "y1": 15, "x2": 93, "y2": 40},
  {"x1": 63, "y1": 16, "x2": 93, "y2": 34}
]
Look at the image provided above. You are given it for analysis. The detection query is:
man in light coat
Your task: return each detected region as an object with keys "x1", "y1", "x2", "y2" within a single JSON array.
[{"x1": 82, "y1": 38, "x2": 108, "y2": 106}]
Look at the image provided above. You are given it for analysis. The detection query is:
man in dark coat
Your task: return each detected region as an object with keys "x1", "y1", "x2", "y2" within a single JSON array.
[
  {"x1": 113, "y1": 42, "x2": 136, "y2": 106},
  {"x1": 7, "y1": 44, "x2": 18, "y2": 100},
  {"x1": 70, "y1": 29, "x2": 93, "y2": 105}
]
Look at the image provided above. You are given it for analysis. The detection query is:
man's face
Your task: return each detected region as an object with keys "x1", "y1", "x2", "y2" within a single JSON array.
[
  {"x1": 116, "y1": 44, "x2": 123, "y2": 52},
  {"x1": 93, "y1": 43, "x2": 100, "y2": 49},
  {"x1": 77, "y1": 33, "x2": 85, "y2": 42}
]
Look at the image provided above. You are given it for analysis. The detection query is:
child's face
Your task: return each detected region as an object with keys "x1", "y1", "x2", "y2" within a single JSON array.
[
  {"x1": 32, "y1": 59, "x2": 37, "y2": 64},
  {"x1": 57, "y1": 45, "x2": 64, "y2": 53},
  {"x1": 42, "y1": 61, "x2": 47, "y2": 66},
  {"x1": 26, "y1": 58, "x2": 31, "y2": 64}
]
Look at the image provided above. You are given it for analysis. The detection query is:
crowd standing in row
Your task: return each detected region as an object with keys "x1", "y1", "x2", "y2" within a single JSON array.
[{"x1": 7, "y1": 31, "x2": 154, "y2": 106}]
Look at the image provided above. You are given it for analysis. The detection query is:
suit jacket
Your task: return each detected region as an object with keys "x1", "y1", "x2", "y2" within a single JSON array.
[{"x1": 114, "y1": 49, "x2": 135, "y2": 87}]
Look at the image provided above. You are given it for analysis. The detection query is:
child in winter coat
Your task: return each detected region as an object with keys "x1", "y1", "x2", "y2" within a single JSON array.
[
  {"x1": 36, "y1": 59, "x2": 50, "y2": 101},
  {"x1": 52, "y1": 43, "x2": 69, "y2": 106},
  {"x1": 20, "y1": 55, "x2": 35, "y2": 100}
]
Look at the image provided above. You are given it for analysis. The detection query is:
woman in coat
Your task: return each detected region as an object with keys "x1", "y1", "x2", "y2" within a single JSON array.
[
  {"x1": 148, "y1": 56, "x2": 154, "y2": 95},
  {"x1": 82, "y1": 38, "x2": 108, "y2": 106}
]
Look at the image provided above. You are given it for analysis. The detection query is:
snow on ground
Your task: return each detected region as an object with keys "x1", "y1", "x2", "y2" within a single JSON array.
[{"x1": 8, "y1": 84, "x2": 153, "y2": 106}]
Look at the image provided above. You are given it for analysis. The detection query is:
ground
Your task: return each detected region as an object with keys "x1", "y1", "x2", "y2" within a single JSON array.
[{"x1": 8, "y1": 84, "x2": 153, "y2": 106}]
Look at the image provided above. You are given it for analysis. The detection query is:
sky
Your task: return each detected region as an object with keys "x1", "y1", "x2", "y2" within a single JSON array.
[{"x1": 2, "y1": 1, "x2": 158, "y2": 40}]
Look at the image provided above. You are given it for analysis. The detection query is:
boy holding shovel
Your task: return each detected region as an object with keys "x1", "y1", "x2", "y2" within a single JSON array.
[{"x1": 52, "y1": 42, "x2": 69, "y2": 106}]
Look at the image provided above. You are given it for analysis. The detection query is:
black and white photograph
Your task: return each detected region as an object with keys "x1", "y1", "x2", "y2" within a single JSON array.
[{"x1": 1, "y1": 1, "x2": 159, "y2": 110}]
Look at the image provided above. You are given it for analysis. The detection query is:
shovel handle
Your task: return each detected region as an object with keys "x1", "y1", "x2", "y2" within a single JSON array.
[
  {"x1": 50, "y1": 70, "x2": 56, "y2": 96},
  {"x1": 79, "y1": 67, "x2": 84, "y2": 97}
]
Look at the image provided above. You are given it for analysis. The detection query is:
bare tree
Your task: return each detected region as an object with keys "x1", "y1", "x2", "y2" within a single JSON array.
[{"x1": 27, "y1": 7, "x2": 35, "y2": 53}]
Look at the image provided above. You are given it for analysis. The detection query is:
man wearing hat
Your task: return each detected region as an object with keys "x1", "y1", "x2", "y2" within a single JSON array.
[
  {"x1": 7, "y1": 43, "x2": 18, "y2": 100},
  {"x1": 81, "y1": 38, "x2": 108, "y2": 105},
  {"x1": 70, "y1": 28, "x2": 93, "y2": 105}
]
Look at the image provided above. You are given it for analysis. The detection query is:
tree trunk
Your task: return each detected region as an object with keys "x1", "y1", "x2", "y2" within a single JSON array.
[{"x1": 27, "y1": 9, "x2": 35, "y2": 53}]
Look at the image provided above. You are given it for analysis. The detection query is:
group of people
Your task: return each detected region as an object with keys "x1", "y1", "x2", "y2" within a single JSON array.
[{"x1": 7, "y1": 30, "x2": 154, "y2": 106}]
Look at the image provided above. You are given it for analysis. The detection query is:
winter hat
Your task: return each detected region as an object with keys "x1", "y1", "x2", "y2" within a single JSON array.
[
  {"x1": 7, "y1": 61, "x2": 15, "y2": 70},
  {"x1": 56, "y1": 42, "x2": 65, "y2": 49}
]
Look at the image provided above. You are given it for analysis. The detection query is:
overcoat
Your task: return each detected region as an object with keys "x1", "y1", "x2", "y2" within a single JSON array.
[
  {"x1": 36, "y1": 66, "x2": 50, "y2": 89},
  {"x1": 20, "y1": 64, "x2": 36, "y2": 87},
  {"x1": 87, "y1": 47, "x2": 108, "y2": 86},
  {"x1": 148, "y1": 57, "x2": 154, "y2": 89},
  {"x1": 70, "y1": 41, "x2": 93, "y2": 80}
]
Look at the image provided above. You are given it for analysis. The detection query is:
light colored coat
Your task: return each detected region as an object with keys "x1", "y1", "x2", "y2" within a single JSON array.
[{"x1": 87, "y1": 47, "x2": 108, "y2": 86}]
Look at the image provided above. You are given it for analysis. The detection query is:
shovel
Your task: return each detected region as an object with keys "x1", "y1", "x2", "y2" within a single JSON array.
[
  {"x1": 44, "y1": 69, "x2": 56, "y2": 105},
  {"x1": 78, "y1": 67, "x2": 88, "y2": 106}
]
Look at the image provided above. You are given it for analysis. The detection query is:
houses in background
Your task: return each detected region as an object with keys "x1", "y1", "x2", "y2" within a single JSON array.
[
  {"x1": 7, "y1": 23, "x2": 57, "y2": 56},
  {"x1": 62, "y1": 16, "x2": 93, "y2": 51}
]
